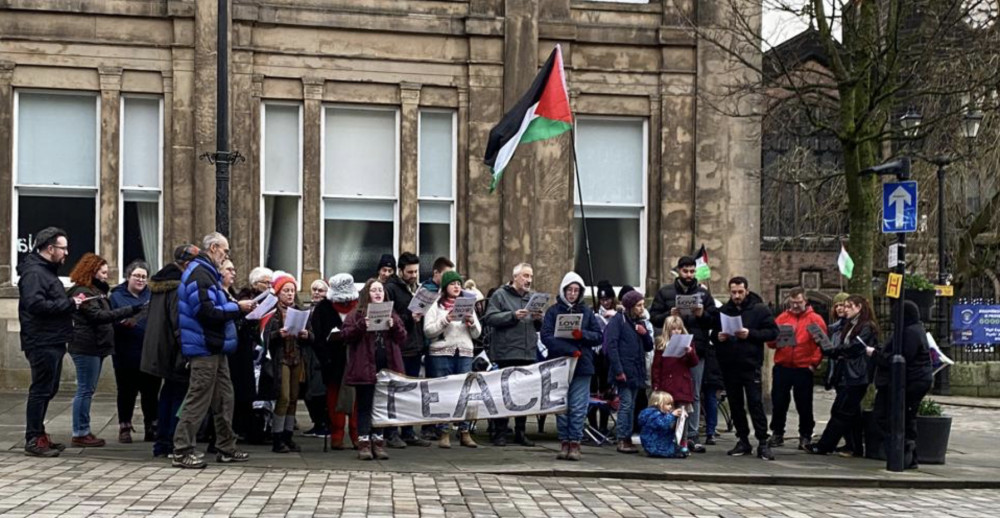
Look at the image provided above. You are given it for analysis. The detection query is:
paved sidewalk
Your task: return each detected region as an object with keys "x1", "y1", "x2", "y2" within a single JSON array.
[{"x1": 1, "y1": 389, "x2": 997, "y2": 489}]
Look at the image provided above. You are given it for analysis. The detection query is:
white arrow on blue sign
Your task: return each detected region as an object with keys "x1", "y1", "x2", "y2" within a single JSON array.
[{"x1": 882, "y1": 181, "x2": 918, "y2": 233}]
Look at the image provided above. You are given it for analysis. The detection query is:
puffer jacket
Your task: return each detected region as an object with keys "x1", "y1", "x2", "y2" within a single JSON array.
[
  {"x1": 424, "y1": 297, "x2": 482, "y2": 358},
  {"x1": 342, "y1": 308, "x2": 406, "y2": 385},
  {"x1": 177, "y1": 255, "x2": 240, "y2": 357},
  {"x1": 482, "y1": 285, "x2": 542, "y2": 363},
  {"x1": 540, "y1": 272, "x2": 603, "y2": 379},
  {"x1": 110, "y1": 282, "x2": 151, "y2": 370},
  {"x1": 141, "y1": 263, "x2": 186, "y2": 382},
  {"x1": 715, "y1": 292, "x2": 779, "y2": 371},
  {"x1": 638, "y1": 407, "x2": 679, "y2": 458},
  {"x1": 67, "y1": 280, "x2": 140, "y2": 357},
  {"x1": 769, "y1": 306, "x2": 826, "y2": 369},
  {"x1": 874, "y1": 300, "x2": 933, "y2": 388},
  {"x1": 604, "y1": 311, "x2": 654, "y2": 389},
  {"x1": 650, "y1": 342, "x2": 700, "y2": 403},
  {"x1": 16, "y1": 252, "x2": 75, "y2": 350}
]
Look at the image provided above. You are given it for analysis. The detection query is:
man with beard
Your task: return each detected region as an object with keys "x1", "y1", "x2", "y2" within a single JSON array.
[{"x1": 649, "y1": 256, "x2": 719, "y2": 453}]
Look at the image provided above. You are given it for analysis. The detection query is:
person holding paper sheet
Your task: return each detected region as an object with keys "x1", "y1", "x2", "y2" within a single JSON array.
[
  {"x1": 638, "y1": 391, "x2": 685, "y2": 458},
  {"x1": 230, "y1": 266, "x2": 272, "y2": 445},
  {"x1": 716, "y1": 277, "x2": 779, "y2": 461},
  {"x1": 261, "y1": 274, "x2": 314, "y2": 453},
  {"x1": 110, "y1": 260, "x2": 158, "y2": 444},
  {"x1": 807, "y1": 295, "x2": 879, "y2": 457},
  {"x1": 343, "y1": 279, "x2": 406, "y2": 461},
  {"x1": 424, "y1": 270, "x2": 483, "y2": 449},
  {"x1": 311, "y1": 273, "x2": 361, "y2": 450},
  {"x1": 767, "y1": 287, "x2": 826, "y2": 451},
  {"x1": 540, "y1": 272, "x2": 603, "y2": 461},
  {"x1": 483, "y1": 262, "x2": 543, "y2": 447},
  {"x1": 606, "y1": 290, "x2": 654, "y2": 454},
  {"x1": 650, "y1": 316, "x2": 699, "y2": 455},
  {"x1": 649, "y1": 256, "x2": 719, "y2": 453}
]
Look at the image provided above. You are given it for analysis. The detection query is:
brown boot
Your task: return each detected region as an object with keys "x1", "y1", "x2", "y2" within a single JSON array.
[
  {"x1": 118, "y1": 423, "x2": 133, "y2": 444},
  {"x1": 616, "y1": 439, "x2": 637, "y2": 454},
  {"x1": 72, "y1": 434, "x2": 106, "y2": 448},
  {"x1": 439, "y1": 433, "x2": 452, "y2": 449},
  {"x1": 567, "y1": 441, "x2": 582, "y2": 461},
  {"x1": 459, "y1": 431, "x2": 478, "y2": 448},
  {"x1": 557, "y1": 440, "x2": 570, "y2": 460},
  {"x1": 373, "y1": 437, "x2": 389, "y2": 460},
  {"x1": 357, "y1": 439, "x2": 373, "y2": 461}
]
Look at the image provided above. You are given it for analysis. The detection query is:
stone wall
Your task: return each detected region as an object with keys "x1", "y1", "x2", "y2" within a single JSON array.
[{"x1": 949, "y1": 362, "x2": 1000, "y2": 398}]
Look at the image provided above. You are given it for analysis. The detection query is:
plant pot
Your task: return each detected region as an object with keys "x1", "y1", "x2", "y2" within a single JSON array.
[
  {"x1": 904, "y1": 289, "x2": 935, "y2": 321},
  {"x1": 915, "y1": 415, "x2": 951, "y2": 465}
]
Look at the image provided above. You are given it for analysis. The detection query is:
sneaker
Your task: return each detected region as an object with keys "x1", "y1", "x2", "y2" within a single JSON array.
[
  {"x1": 727, "y1": 440, "x2": 752, "y2": 456},
  {"x1": 798, "y1": 436, "x2": 812, "y2": 451},
  {"x1": 386, "y1": 434, "x2": 407, "y2": 449},
  {"x1": 71, "y1": 434, "x2": 106, "y2": 448},
  {"x1": 25, "y1": 437, "x2": 60, "y2": 458},
  {"x1": 302, "y1": 427, "x2": 319, "y2": 438},
  {"x1": 805, "y1": 444, "x2": 829, "y2": 455},
  {"x1": 403, "y1": 436, "x2": 431, "y2": 447},
  {"x1": 757, "y1": 442, "x2": 775, "y2": 461},
  {"x1": 172, "y1": 452, "x2": 206, "y2": 469},
  {"x1": 767, "y1": 434, "x2": 784, "y2": 448},
  {"x1": 689, "y1": 443, "x2": 706, "y2": 454},
  {"x1": 313, "y1": 425, "x2": 331, "y2": 438},
  {"x1": 705, "y1": 435, "x2": 717, "y2": 446},
  {"x1": 43, "y1": 434, "x2": 66, "y2": 452},
  {"x1": 216, "y1": 450, "x2": 250, "y2": 463}
]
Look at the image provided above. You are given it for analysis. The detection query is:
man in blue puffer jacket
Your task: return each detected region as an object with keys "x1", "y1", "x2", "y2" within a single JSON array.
[{"x1": 172, "y1": 232, "x2": 256, "y2": 469}]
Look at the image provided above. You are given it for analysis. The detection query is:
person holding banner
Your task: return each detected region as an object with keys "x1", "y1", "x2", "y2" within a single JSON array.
[
  {"x1": 540, "y1": 272, "x2": 603, "y2": 461},
  {"x1": 261, "y1": 274, "x2": 314, "y2": 453},
  {"x1": 424, "y1": 270, "x2": 483, "y2": 448},
  {"x1": 342, "y1": 279, "x2": 407, "y2": 461},
  {"x1": 605, "y1": 290, "x2": 654, "y2": 454},
  {"x1": 650, "y1": 316, "x2": 699, "y2": 454}
]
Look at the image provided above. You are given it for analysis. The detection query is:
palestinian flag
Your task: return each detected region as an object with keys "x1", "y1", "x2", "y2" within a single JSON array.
[
  {"x1": 838, "y1": 244, "x2": 854, "y2": 279},
  {"x1": 483, "y1": 45, "x2": 572, "y2": 193},
  {"x1": 694, "y1": 245, "x2": 711, "y2": 282}
]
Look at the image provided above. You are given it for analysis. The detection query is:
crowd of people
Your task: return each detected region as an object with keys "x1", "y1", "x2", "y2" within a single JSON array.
[{"x1": 16, "y1": 227, "x2": 934, "y2": 470}]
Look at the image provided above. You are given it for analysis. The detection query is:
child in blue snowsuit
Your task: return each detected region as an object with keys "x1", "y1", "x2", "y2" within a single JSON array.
[{"x1": 639, "y1": 391, "x2": 685, "y2": 458}]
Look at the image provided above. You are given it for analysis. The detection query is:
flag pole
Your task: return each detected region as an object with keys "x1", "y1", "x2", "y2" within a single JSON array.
[{"x1": 569, "y1": 127, "x2": 599, "y2": 308}]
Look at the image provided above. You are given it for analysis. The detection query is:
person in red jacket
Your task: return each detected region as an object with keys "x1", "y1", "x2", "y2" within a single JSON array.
[
  {"x1": 650, "y1": 316, "x2": 699, "y2": 454},
  {"x1": 767, "y1": 287, "x2": 826, "y2": 450}
]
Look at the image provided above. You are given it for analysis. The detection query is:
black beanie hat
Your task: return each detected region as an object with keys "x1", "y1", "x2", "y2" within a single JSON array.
[
  {"x1": 377, "y1": 253, "x2": 396, "y2": 272},
  {"x1": 618, "y1": 285, "x2": 636, "y2": 300},
  {"x1": 597, "y1": 280, "x2": 615, "y2": 300}
]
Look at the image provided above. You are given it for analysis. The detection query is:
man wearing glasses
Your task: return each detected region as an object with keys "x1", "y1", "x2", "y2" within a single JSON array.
[{"x1": 18, "y1": 227, "x2": 83, "y2": 457}]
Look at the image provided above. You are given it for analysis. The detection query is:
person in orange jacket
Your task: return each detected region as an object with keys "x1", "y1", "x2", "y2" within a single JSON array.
[{"x1": 767, "y1": 287, "x2": 826, "y2": 450}]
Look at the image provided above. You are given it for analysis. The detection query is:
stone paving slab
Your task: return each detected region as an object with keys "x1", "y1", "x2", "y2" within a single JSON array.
[{"x1": 2, "y1": 389, "x2": 998, "y2": 489}]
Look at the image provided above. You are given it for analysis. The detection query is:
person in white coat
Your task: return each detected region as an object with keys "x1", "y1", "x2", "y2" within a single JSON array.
[{"x1": 424, "y1": 270, "x2": 482, "y2": 448}]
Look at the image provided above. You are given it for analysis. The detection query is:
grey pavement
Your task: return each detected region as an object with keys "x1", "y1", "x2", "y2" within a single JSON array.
[{"x1": 1, "y1": 388, "x2": 998, "y2": 490}]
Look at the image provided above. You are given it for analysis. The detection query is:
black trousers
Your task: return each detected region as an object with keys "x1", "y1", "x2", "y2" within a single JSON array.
[
  {"x1": 721, "y1": 365, "x2": 769, "y2": 442},
  {"x1": 305, "y1": 395, "x2": 329, "y2": 428},
  {"x1": 816, "y1": 383, "x2": 867, "y2": 452},
  {"x1": 873, "y1": 378, "x2": 932, "y2": 463},
  {"x1": 770, "y1": 365, "x2": 815, "y2": 438},
  {"x1": 491, "y1": 359, "x2": 534, "y2": 438},
  {"x1": 355, "y1": 384, "x2": 378, "y2": 437},
  {"x1": 115, "y1": 366, "x2": 161, "y2": 426},
  {"x1": 24, "y1": 344, "x2": 65, "y2": 441}
]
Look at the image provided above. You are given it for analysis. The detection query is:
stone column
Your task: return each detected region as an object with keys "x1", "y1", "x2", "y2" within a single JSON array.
[
  {"x1": 500, "y1": 0, "x2": 539, "y2": 282},
  {"x1": 647, "y1": 93, "x2": 663, "y2": 294},
  {"x1": 0, "y1": 62, "x2": 14, "y2": 285},
  {"x1": 229, "y1": 45, "x2": 255, "y2": 277},
  {"x1": 161, "y1": 71, "x2": 175, "y2": 268},
  {"x1": 399, "y1": 83, "x2": 421, "y2": 256},
  {"x1": 455, "y1": 86, "x2": 470, "y2": 273},
  {"x1": 301, "y1": 76, "x2": 324, "y2": 287},
  {"x1": 660, "y1": 88, "x2": 696, "y2": 285},
  {"x1": 99, "y1": 67, "x2": 123, "y2": 279},
  {"x1": 170, "y1": 43, "x2": 197, "y2": 246},
  {"x1": 193, "y1": 0, "x2": 219, "y2": 237}
]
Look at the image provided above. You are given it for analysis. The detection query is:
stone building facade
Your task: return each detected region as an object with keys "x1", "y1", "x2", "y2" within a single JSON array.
[{"x1": 0, "y1": 0, "x2": 761, "y2": 387}]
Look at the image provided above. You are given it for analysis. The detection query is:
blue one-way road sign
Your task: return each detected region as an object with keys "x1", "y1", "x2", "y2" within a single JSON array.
[{"x1": 882, "y1": 181, "x2": 918, "y2": 233}]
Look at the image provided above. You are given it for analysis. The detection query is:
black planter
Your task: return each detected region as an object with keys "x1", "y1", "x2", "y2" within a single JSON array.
[
  {"x1": 905, "y1": 289, "x2": 936, "y2": 322},
  {"x1": 915, "y1": 415, "x2": 952, "y2": 465}
]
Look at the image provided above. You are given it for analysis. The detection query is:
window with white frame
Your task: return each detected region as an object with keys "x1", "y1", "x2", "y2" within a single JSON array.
[
  {"x1": 120, "y1": 95, "x2": 163, "y2": 273},
  {"x1": 322, "y1": 106, "x2": 398, "y2": 281},
  {"x1": 261, "y1": 102, "x2": 302, "y2": 279},
  {"x1": 418, "y1": 110, "x2": 456, "y2": 280},
  {"x1": 574, "y1": 117, "x2": 647, "y2": 287},
  {"x1": 14, "y1": 91, "x2": 99, "y2": 278}
]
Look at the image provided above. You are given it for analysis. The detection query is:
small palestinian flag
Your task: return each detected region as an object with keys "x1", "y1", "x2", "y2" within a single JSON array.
[
  {"x1": 483, "y1": 45, "x2": 572, "y2": 193},
  {"x1": 695, "y1": 245, "x2": 711, "y2": 282},
  {"x1": 838, "y1": 245, "x2": 854, "y2": 279}
]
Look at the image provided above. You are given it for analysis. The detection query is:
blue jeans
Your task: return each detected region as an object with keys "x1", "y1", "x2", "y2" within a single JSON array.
[
  {"x1": 616, "y1": 385, "x2": 639, "y2": 440},
  {"x1": 71, "y1": 353, "x2": 104, "y2": 438},
  {"x1": 427, "y1": 353, "x2": 473, "y2": 431},
  {"x1": 703, "y1": 387, "x2": 719, "y2": 437},
  {"x1": 686, "y1": 359, "x2": 705, "y2": 441},
  {"x1": 556, "y1": 375, "x2": 592, "y2": 442},
  {"x1": 24, "y1": 344, "x2": 65, "y2": 441},
  {"x1": 154, "y1": 379, "x2": 188, "y2": 456}
]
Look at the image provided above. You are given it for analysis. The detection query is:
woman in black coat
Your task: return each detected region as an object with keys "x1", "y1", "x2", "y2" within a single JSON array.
[{"x1": 230, "y1": 266, "x2": 273, "y2": 443}]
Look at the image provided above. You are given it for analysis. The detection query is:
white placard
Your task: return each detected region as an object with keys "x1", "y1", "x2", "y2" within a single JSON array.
[
  {"x1": 407, "y1": 287, "x2": 437, "y2": 314},
  {"x1": 675, "y1": 294, "x2": 703, "y2": 316},
  {"x1": 721, "y1": 314, "x2": 744, "y2": 335},
  {"x1": 367, "y1": 301, "x2": 393, "y2": 331},
  {"x1": 776, "y1": 325, "x2": 797, "y2": 348},
  {"x1": 246, "y1": 293, "x2": 278, "y2": 321},
  {"x1": 554, "y1": 314, "x2": 583, "y2": 338},
  {"x1": 889, "y1": 243, "x2": 900, "y2": 268},
  {"x1": 525, "y1": 292, "x2": 550, "y2": 314},
  {"x1": 452, "y1": 296, "x2": 477, "y2": 320},
  {"x1": 675, "y1": 408, "x2": 688, "y2": 445},
  {"x1": 661, "y1": 334, "x2": 694, "y2": 357},
  {"x1": 373, "y1": 357, "x2": 577, "y2": 426},
  {"x1": 282, "y1": 308, "x2": 310, "y2": 336}
]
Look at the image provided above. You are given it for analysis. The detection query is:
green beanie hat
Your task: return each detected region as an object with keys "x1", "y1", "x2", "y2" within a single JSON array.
[
  {"x1": 832, "y1": 292, "x2": 850, "y2": 305},
  {"x1": 441, "y1": 270, "x2": 463, "y2": 289}
]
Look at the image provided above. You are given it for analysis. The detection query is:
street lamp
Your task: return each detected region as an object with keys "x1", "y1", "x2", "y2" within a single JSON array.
[{"x1": 900, "y1": 107, "x2": 923, "y2": 138}]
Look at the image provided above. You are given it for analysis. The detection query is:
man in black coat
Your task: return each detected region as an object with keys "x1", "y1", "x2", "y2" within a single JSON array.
[
  {"x1": 17, "y1": 227, "x2": 82, "y2": 457},
  {"x1": 649, "y1": 255, "x2": 719, "y2": 452},
  {"x1": 716, "y1": 276, "x2": 779, "y2": 461}
]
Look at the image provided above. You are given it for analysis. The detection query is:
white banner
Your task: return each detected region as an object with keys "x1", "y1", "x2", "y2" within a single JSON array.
[{"x1": 372, "y1": 357, "x2": 577, "y2": 426}]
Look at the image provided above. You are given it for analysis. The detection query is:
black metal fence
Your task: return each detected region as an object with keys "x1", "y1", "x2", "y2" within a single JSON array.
[{"x1": 871, "y1": 295, "x2": 999, "y2": 363}]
